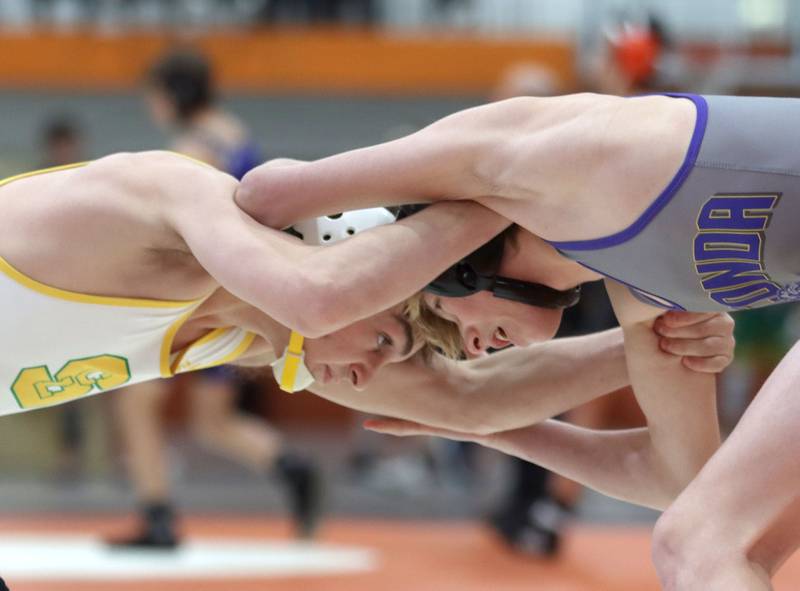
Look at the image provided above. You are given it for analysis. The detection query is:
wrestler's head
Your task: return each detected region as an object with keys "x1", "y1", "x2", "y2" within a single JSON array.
[
  {"x1": 273, "y1": 207, "x2": 422, "y2": 391},
  {"x1": 302, "y1": 304, "x2": 420, "y2": 390},
  {"x1": 422, "y1": 291, "x2": 562, "y2": 357},
  {"x1": 144, "y1": 47, "x2": 214, "y2": 128},
  {"x1": 418, "y1": 228, "x2": 581, "y2": 357}
]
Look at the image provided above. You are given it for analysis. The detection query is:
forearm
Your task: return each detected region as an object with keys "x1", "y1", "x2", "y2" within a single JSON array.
[
  {"x1": 311, "y1": 328, "x2": 630, "y2": 433},
  {"x1": 371, "y1": 415, "x2": 695, "y2": 510},
  {"x1": 481, "y1": 421, "x2": 682, "y2": 510},
  {"x1": 604, "y1": 282, "x2": 721, "y2": 495},
  {"x1": 462, "y1": 328, "x2": 629, "y2": 431},
  {"x1": 196, "y1": 197, "x2": 508, "y2": 338},
  {"x1": 236, "y1": 126, "x2": 489, "y2": 229},
  {"x1": 291, "y1": 200, "x2": 510, "y2": 337},
  {"x1": 622, "y1": 321, "x2": 721, "y2": 493}
]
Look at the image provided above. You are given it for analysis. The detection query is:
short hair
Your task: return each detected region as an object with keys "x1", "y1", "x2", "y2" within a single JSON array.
[
  {"x1": 147, "y1": 47, "x2": 215, "y2": 122},
  {"x1": 403, "y1": 293, "x2": 464, "y2": 360},
  {"x1": 400, "y1": 225, "x2": 521, "y2": 361}
]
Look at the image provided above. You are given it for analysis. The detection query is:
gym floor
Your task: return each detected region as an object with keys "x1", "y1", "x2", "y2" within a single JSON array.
[{"x1": 2, "y1": 515, "x2": 800, "y2": 591}]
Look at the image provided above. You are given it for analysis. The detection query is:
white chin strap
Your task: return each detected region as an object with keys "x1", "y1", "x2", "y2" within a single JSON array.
[{"x1": 271, "y1": 331, "x2": 315, "y2": 393}]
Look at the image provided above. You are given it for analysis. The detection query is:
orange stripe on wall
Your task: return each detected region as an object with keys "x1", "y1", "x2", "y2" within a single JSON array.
[{"x1": 0, "y1": 28, "x2": 575, "y2": 94}]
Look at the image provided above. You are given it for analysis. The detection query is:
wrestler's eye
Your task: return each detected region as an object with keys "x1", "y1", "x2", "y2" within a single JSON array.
[{"x1": 377, "y1": 333, "x2": 393, "y2": 350}]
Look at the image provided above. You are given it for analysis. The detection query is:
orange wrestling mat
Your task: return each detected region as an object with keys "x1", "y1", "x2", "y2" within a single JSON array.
[{"x1": 1, "y1": 515, "x2": 799, "y2": 591}]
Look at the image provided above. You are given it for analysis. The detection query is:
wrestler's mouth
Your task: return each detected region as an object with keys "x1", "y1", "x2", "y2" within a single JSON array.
[
  {"x1": 316, "y1": 364, "x2": 334, "y2": 384},
  {"x1": 491, "y1": 326, "x2": 513, "y2": 349}
]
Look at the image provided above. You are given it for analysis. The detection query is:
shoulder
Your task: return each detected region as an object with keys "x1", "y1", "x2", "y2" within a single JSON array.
[
  {"x1": 80, "y1": 150, "x2": 226, "y2": 192},
  {"x1": 81, "y1": 151, "x2": 238, "y2": 246},
  {"x1": 96, "y1": 150, "x2": 236, "y2": 204}
]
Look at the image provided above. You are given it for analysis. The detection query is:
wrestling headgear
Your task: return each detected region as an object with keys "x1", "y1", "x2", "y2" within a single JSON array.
[
  {"x1": 272, "y1": 207, "x2": 397, "y2": 393},
  {"x1": 289, "y1": 208, "x2": 396, "y2": 246},
  {"x1": 397, "y1": 205, "x2": 581, "y2": 309}
]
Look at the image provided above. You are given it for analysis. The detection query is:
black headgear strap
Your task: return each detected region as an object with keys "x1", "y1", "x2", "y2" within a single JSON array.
[{"x1": 397, "y1": 205, "x2": 581, "y2": 309}]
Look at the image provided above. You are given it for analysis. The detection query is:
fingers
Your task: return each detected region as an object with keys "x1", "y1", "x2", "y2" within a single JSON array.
[
  {"x1": 363, "y1": 418, "x2": 425, "y2": 436},
  {"x1": 660, "y1": 334, "x2": 734, "y2": 370},
  {"x1": 681, "y1": 355, "x2": 732, "y2": 374},
  {"x1": 657, "y1": 311, "x2": 718, "y2": 327},
  {"x1": 654, "y1": 312, "x2": 735, "y2": 340},
  {"x1": 659, "y1": 334, "x2": 729, "y2": 357},
  {"x1": 656, "y1": 312, "x2": 736, "y2": 372},
  {"x1": 363, "y1": 418, "x2": 480, "y2": 443}
]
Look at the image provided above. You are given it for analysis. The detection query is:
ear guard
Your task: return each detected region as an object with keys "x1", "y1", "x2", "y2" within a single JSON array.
[
  {"x1": 275, "y1": 207, "x2": 398, "y2": 393},
  {"x1": 271, "y1": 331, "x2": 315, "y2": 393},
  {"x1": 397, "y1": 205, "x2": 581, "y2": 309}
]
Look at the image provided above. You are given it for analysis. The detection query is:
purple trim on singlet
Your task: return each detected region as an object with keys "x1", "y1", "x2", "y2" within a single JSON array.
[
  {"x1": 547, "y1": 93, "x2": 709, "y2": 251},
  {"x1": 573, "y1": 259, "x2": 687, "y2": 311}
]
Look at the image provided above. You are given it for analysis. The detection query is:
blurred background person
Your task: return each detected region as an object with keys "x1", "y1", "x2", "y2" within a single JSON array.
[
  {"x1": 40, "y1": 113, "x2": 84, "y2": 168},
  {"x1": 591, "y1": 13, "x2": 671, "y2": 95},
  {"x1": 108, "y1": 47, "x2": 322, "y2": 549}
]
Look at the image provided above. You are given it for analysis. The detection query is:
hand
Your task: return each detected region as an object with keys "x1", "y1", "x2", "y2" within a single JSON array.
[
  {"x1": 653, "y1": 312, "x2": 735, "y2": 373},
  {"x1": 364, "y1": 417, "x2": 489, "y2": 444},
  {"x1": 364, "y1": 418, "x2": 534, "y2": 473}
]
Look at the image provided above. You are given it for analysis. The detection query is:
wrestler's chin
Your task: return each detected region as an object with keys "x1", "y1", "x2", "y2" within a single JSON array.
[{"x1": 511, "y1": 313, "x2": 562, "y2": 347}]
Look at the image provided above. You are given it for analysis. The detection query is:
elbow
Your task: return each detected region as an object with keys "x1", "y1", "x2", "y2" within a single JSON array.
[
  {"x1": 649, "y1": 453, "x2": 717, "y2": 511},
  {"x1": 280, "y1": 306, "x2": 335, "y2": 340},
  {"x1": 652, "y1": 477, "x2": 688, "y2": 511},
  {"x1": 284, "y1": 273, "x2": 346, "y2": 339},
  {"x1": 622, "y1": 446, "x2": 693, "y2": 511},
  {"x1": 443, "y1": 370, "x2": 502, "y2": 435}
]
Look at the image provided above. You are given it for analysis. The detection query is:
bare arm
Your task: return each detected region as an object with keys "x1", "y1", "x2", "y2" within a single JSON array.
[
  {"x1": 235, "y1": 95, "x2": 692, "y2": 247},
  {"x1": 605, "y1": 280, "x2": 721, "y2": 501},
  {"x1": 233, "y1": 96, "x2": 583, "y2": 228},
  {"x1": 234, "y1": 111, "x2": 498, "y2": 228},
  {"x1": 362, "y1": 305, "x2": 731, "y2": 510},
  {"x1": 366, "y1": 419, "x2": 675, "y2": 511},
  {"x1": 310, "y1": 312, "x2": 734, "y2": 435},
  {"x1": 310, "y1": 328, "x2": 627, "y2": 433},
  {"x1": 167, "y1": 155, "x2": 509, "y2": 337}
]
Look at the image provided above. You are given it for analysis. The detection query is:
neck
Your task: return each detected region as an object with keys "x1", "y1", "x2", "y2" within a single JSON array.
[{"x1": 499, "y1": 229, "x2": 600, "y2": 288}]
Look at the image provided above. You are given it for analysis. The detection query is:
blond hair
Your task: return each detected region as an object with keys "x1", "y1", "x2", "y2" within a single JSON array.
[{"x1": 402, "y1": 293, "x2": 464, "y2": 360}]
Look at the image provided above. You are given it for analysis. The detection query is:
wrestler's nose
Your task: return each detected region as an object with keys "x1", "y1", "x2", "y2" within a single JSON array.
[{"x1": 463, "y1": 326, "x2": 487, "y2": 358}]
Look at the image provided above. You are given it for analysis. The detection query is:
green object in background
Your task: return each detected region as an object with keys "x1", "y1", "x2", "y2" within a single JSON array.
[{"x1": 734, "y1": 304, "x2": 796, "y2": 364}]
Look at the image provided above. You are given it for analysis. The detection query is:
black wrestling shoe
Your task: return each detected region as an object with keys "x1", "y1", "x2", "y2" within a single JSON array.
[
  {"x1": 276, "y1": 454, "x2": 324, "y2": 539},
  {"x1": 488, "y1": 498, "x2": 568, "y2": 558},
  {"x1": 107, "y1": 503, "x2": 180, "y2": 550}
]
